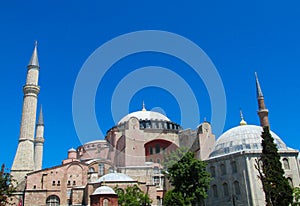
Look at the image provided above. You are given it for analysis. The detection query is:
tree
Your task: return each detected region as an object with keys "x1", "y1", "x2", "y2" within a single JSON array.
[
  {"x1": 256, "y1": 127, "x2": 293, "y2": 206},
  {"x1": 163, "y1": 189, "x2": 185, "y2": 206},
  {"x1": 114, "y1": 185, "x2": 152, "y2": 206},
  {"x1": 293, "y1": 187, "x2": 300, "y2": 206},
  {"x1": 164, "y1": 150, "x2": 211, "y2": 205},
  {"x1": 0, "y1": 164, "x2": 16, "y2": 206}
]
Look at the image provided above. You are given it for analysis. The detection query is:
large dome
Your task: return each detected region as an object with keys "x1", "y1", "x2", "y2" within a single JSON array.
[
  {"x1": 118, "y1": 110, "x2": 170, "y2": 125},
  {"x1": 210, "y1": 125, "x2": 288, "y2": 158}
]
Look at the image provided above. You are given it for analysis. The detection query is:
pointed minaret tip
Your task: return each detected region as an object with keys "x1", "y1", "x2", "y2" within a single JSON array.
[
  {"x1": 142, "y1": 101, "x2": 146, "y2": 111},
  {"x1": 255, "y1": 72, "x2": 263, "y2": 98},
  {"x1": 37, "y1": 105, "x2": 44, "y2": 125},
  {"x1": 28, "y1": 41, "x2": 39, "y2": 68},
  {"x1": 239, "y1": 109, "x2": 247, "y2": 126}
]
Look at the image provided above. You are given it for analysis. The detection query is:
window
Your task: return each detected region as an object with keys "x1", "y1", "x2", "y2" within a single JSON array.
[
  {"x1": 283, "y1": 158, "x2": 290, "y2": 170},
  {"x1": 149, "y1": 147, "x2": 153, "y2": 155},
  {"x1": 52, "y1": 181, "x2": 55, "y2": 186},
  {"x1": 57, "y1": 181, "x2": 60, "y2": 186},
  {"x1": 231, "y1": 161, "x2": 237, "y2": 173},
  {"x1": 33, "y1": 185, "x2": 36, "y2": 189},
  {"x1": 103, "y1": 199, "x2": 109, "y2": 206},
  {"x1": 210, "y1": 166, "x2": 216, "y2": 177},
  {"x1": 155, "y1": 144, "x2": 160, "y2": 154},
  {"x1": 73, "y1": 181, "x2": 76, "y2": 186},
  {"x1": 89, "y1": 167, "x2": 95, "y2": 173},
  {"x1": 157, "y1": 159, "x2": 160, "y2": 164},
  {"x1": 99, "y1": 163, "x2": 104, "y2": 175},
  {"x1": 67, "y1": 180, "x2": 71, "y2": 186},
  {"x1": 109, "y1": 167, "x2": 114, "y2": 173},
  {"x1": 223, "y1": 183, "x2": 229, "y2": 196},
  {"x1": 234, "y1": 181, "x2": 241, "y2": 195},
  {"x1": 46, "y1": 195, "x2": 60, "y2": 206},
  {"x1": 212, "y1": 185, "x2": 218, "y2": 197},
  {"x1": 220, "y1": 163, "x2": 226, "y2": 175}
]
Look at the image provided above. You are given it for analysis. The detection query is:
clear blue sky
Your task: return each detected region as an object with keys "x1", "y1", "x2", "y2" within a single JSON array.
[{"x1": 1, "y1": 1, "x2": 300, "y2": 169}]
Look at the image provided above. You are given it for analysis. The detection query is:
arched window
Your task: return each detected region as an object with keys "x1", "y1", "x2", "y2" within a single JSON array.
[
  {"x1": 234, "y1": 181, "x2": 241, "y2": 195},
  {"x1": 223, "y1": 183, "x2": 229, "y2": 196},
  {"x1": 46, "y1": 195, "x2": 60, "y2": 206},
  {"x1": 109, "y1": 167, "x2": 114, "y2": 173},
  {"x1": 103, "y1": 199, "x2": 109, "y2": 206},
  {"x1": 210, "y1": 166, "x2": 216, "y2": 177},
  {"x1": 220, "y1": 163, "x2": 226, "y2": 175},
  {"x1": 231, "y1": 161, "x2": 237, "y2": 173},
  {"x1": 99, "y1": 163, "x2": 104, "y2": 175},
  {"x1": 283, "y1": 158, "x2": 290, "y2": 170},
  {"x1": 212, "y1": 184, "x2": 218, "y2": 197},
  {"x1": 288, "y1": 177, "x2": 293, "y2": 187}
]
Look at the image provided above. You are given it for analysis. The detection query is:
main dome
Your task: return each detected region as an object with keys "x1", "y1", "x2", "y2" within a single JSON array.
[
  {"x1": 118, "y1": 110, "x2": 170, "y2": 125},
  {"x1": 210, "y1": 125, "x2": 288, "y2": 158}
]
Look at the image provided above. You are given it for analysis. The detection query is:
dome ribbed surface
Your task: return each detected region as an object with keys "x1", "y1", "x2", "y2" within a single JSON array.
[{"x1": 210, "y1": 125, "x2": 288, "y2": 158}]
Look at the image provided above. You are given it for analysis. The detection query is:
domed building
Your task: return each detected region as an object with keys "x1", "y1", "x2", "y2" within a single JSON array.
[{"x1": 204, "y1": 75, "x2": 300, "y2": 206}]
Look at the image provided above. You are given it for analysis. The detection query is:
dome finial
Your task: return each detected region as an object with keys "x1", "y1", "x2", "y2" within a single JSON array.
[
  {"x1": 239, "y1": 109, "x2": 247, "y2": 126},
  {"x1": 142, "y1": 101, "x2": 146, "y2": 111}
]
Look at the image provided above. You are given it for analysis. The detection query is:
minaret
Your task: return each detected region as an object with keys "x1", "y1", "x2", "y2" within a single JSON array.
[
  {"x1": 34, "y1": 106, "x2": 44, "y2": 171},
  {"x1": 11, "y1": 42, "x2": 40, "y2": 182},
  {"x1": 255, "y1": 72, "x2": 269, "y2": 127}
]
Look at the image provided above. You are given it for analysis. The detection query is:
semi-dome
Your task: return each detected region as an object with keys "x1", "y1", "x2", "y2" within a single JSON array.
[
  {"x1": 92, "y1": 186, "x2": 116, "y2": 195},
  {"x1": 95, "y1": 173, "x2": 134, "y2": 183},
  {"x1": 210, "y1": 125, "x2": 288, "y2": 158}
]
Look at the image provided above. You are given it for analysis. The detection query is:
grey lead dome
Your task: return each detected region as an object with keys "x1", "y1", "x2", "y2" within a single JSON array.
[{"x1": 210, "y1": 125, "x2": 288, "y2": 158}]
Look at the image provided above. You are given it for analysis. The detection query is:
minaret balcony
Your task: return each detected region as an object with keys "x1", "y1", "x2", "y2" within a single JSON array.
[{"x1": 23, "y1": 84, "x2": 40, "y2": 95}]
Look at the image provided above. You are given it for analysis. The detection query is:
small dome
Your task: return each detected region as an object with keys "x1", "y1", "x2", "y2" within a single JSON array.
[
  {"x1": 95, "y1": 173, "x2": 134, "y2": 183},
  {"x1": 92, "y1": 186, "x2": 116, "y2": 195},
  {"x1": 210, "y1": 125, "x2": 288, "y2": 158},
  {"x1": 118, "y1": 110, "x2": 170, "y2": 125}
]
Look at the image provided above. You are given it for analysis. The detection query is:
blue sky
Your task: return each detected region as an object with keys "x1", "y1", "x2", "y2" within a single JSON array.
[{"x1": 1, "y1": 1, "x2": 300, "y2": 169}]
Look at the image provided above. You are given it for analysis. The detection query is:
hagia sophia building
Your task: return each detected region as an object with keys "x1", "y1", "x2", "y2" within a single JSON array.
[{"x1": 10, "y1": 43, "x2": 300, "y2": 206}]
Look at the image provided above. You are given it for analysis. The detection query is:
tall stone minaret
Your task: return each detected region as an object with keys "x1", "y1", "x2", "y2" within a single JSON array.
[
  {"x1": 11, "y1": 42, "x2": 40, "y2": 182},
  {"x1": 255, "y1": 72, "x2": 269, "y2": 127},
  {"x1": 34, "y1": 106, "x2": 44, "y2": 171}
]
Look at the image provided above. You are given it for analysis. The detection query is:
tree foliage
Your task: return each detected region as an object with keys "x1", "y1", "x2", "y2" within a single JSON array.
[
  {"x1": 292, "y1": 187, "x2": 300, "y2": 206},
  {"x1": 256, "y1": 126, "x2": 293, "y2": 206},
  {"x1": 163, "y1": 189, "x2": 185, "y2": 206},
  {"x1": 164, "y1": 150, "x2": 211, "y2": 205},
  {"x1": 0, "y1": 164, "x2": 16, "y2": 206},
  {"x1": 114, "y1": 185, "x2": 151, "y2": 206}
]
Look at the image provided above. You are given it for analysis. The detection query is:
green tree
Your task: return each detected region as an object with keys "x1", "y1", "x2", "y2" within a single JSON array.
[
  {"x1": 164, "y1": 151, "x2": 211, "y2": 205},
  {"x1": 256, "y1": 127, "x2": 293, "y2": 206},
  {"x1": 0, "y1": 164, "x2": 16, "y2": 206},
  {"x1": 292, "y1": 187, "x2": 300, "y2": 206},
  {"x1": 114, "y1": 185, "x2": 152, "y2": 206},
  {"x1": 163, "y1": 189, "x2": 185, "y2": 206}
]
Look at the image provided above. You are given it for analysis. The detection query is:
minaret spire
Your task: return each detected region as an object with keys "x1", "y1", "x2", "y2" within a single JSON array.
[
  {"x1": 11, "y1": 41, "x2": 41, "y2": 183},
  {"x1": 34, "y1": 105, "x2": 45, "y2": 171},
  {"x1": 28, "y1": 41, "x2": 39, "y2": 68},
  {"x1": 255, "y1": 72, "x2": 269, "y2": 127}
]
